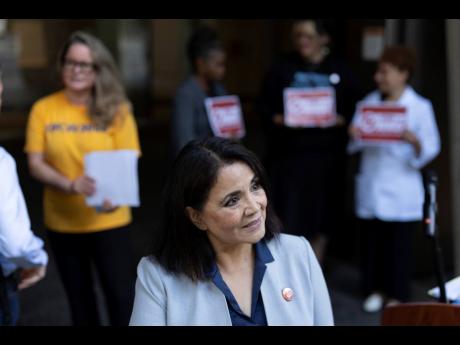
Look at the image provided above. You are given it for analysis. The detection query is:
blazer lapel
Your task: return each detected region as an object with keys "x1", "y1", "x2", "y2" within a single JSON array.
[
  {"x1": 261, "y1": 259, "x2": 315, "y2": 326},
  {"x1": 261, "y1": 262, "x2": 297, "y2": 326}
]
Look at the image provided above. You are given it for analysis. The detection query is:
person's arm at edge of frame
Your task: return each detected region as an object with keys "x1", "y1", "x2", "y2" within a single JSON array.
[{"x1": 0, "y1": 152, "x2": 48, "y2": 290}]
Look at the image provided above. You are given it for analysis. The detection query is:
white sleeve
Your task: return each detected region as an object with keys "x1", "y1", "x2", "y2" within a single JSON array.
[
  {"x1": 129, "y1": 257, "x2": 167, "y2": 326},
  {"x1": 407, "y1": 101, "x2": 441, "y2": 169},
  {"x1": 301, "y1": 237, "x2": 335, "y2": 326},
  {"x1": 0, "y1": 152, "x2": 48, "y2": 268},
  {"x1": 347, "y1": 109, "x2": 365, "y2": 155}
]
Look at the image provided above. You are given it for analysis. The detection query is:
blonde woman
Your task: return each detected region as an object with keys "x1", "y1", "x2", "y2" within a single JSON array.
[{"x1": 25, "y1": 32, "x2": 141, "y2": 326}]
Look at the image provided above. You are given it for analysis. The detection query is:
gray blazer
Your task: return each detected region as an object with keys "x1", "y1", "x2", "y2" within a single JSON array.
[
  {"x1": 170, "y1": 77, "x2": 226, "y2": 157},
  {"x1": 129, "y1": 234, "x2": 334, "y2": 326}
]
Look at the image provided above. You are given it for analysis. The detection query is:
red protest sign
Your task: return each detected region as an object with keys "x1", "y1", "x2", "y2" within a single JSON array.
[
  {"x1": 205, "y1": 95, "x2": 246, "y2": 139},
  {"x1": 283, "y1": 87, "x2": 337, "y2": 128},
  {"x1": 355, "y1": 104, "x2": 407, "y2": 143}
]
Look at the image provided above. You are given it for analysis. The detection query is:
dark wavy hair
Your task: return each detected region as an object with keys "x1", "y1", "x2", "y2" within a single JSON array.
[
  {"x1": 186, "y1": 26, "x2": 223, "y2": 72},
  {"x1": 151, "y1": 137, "x2": 282, "y2": 282}
]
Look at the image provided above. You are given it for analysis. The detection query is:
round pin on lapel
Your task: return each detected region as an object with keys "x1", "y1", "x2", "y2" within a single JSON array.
[{"x1": 282, "y1": 288, "x2": 294, "y2": 302}]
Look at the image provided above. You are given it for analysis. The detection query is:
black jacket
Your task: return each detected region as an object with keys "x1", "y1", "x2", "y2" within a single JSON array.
[{"x1": 259, "y1": 52, "x2": 363, "y2": 155}]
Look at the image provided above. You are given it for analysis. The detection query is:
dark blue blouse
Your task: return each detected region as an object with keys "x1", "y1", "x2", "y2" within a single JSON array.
[{"x1": 206, "y1": 240, "x2": 274, "y2": 326}]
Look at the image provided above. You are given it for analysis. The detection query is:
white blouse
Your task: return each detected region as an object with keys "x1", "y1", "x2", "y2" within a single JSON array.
[{"x1": 347, "y1": 86, "x2": 441, "y2": 221}]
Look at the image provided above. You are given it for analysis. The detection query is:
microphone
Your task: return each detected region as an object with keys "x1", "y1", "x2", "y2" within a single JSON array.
[
  {"x1": 423, "y1": 169, "x2": 447, "y2": 303},
  {"x1": 424, "y1": 170, "x2": 438, "y2": 238}
]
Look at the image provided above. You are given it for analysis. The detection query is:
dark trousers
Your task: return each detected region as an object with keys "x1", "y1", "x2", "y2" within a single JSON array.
[
  {"x1": 359, "y1": 218, "x2": 419, "y2": 302},
  {"x1": 47, "y1": 225, "x2": 135, "y2": 326},
  {"x1": 0, "y1": 272, "x2": 20, "y2": 326},
  {"x1": 269, "y1": 151, "x2": 345, "y2": 241}
]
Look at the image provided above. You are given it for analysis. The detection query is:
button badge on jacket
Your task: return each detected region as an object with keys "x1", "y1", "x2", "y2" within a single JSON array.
[{"x1": 282, "y1": 288, "x2": 294, "y2": 302}]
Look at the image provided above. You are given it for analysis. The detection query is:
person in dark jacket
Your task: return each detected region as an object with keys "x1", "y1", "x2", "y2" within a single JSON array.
[
  {"x1": 171, "y1": 26, "x2": 227, "y2": 158},
  {"x1": 259, "y1": 19, "x2": 363, "y2": 263}
]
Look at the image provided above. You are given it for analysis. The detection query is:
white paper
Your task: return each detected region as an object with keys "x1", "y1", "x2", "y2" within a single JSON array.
[
  {"x1": 84, "y1": 150, "x2": 140, "y2": 208},
  {"x1": 362, "y1": 27, "x2": 385, "y2": 61},
  {"x1": 428, "y1": 276, "x2": 460, "y2": 302}
]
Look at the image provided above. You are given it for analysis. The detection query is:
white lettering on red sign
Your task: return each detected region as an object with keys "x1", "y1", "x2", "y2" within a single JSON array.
[
  {"x1": 356, "y1": 105, "x2": 407, "y2": 143},
  {"x1": 284, "y1": 87, "x2": 337, "y2": 128},
  {"x1": 205, "y1": 96, "x2": 246, "y2": 139}
]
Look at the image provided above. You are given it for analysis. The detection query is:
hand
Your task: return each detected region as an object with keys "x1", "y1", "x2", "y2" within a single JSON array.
[
  {"x1": 324, "y1": 114, "x2": 346, "y2": 128},
  {"x1": 334, "y1": 115, "x2": 346, "y2": 127},
  {"x1": 228, "y1": 133, "x2": 242, "y2": 142},
  {"x1": 348, "y1": 125, "x2": 361, "y2": 140},
  {"x1": 101, "y1": 199, "x2": 118, "y2": 213},
  {"x1": 275, "y1": 113, "x2": 305, "y2": 129},
  {"x1": 401, "y1": 129, "x2": 419, "y2": 145},
  {"x1": 401, "y1": 130, "x2": 421, "y2": 155},
  {"x1": 273, "y1": 114, "x2": 284, "y2": 126},
  {"x1": 70, "y1": 176, "x2": 96, "y2": 196},
  {"x1": 18, "y1": 266, "x2": 46, "y2": 290}
]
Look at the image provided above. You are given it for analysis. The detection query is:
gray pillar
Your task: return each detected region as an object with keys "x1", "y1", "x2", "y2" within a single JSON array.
[
  {"x1": 446, "y1": 19, "x2": 460, "y2": 275},
  {"x1": 405, "y1": 19, "x2": 423, "y2": 90},
  {"x1": 384, "y1": 19, "x2": 401, "y2": 45}
]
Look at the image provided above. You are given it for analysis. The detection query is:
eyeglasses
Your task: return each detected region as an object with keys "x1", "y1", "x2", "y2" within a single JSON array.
[{"x1": 63, "y1": 59, "x2": 96, "y2": 74}]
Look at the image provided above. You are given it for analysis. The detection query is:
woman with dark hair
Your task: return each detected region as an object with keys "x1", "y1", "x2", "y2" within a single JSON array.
[
  {"x1": 348, "y1": 46, "x2": 440, "y2": 312},
  {"x1": 130, "y1": 137, "x2": 333, "y2": 326},
  {"x1": 24, "y1": 31, "x2": 141, "y2": 325},
  {"x1": 170, "y1": 26, "x2": 227, "y2": 158},
  {"x1": 259, "y1": 19, "x2": 363, "y2": 263}
]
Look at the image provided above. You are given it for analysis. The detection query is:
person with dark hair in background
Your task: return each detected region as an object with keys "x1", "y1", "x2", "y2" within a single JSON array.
[
  {"x1": 24, "y1": 32, "x2": 141, "y2": 326},
  {"x1": 0, "y1": 66, "x2": 48, "y2": 326},
  {"x1": 170, "y1": 26, "x2": 227, "y2": 158},
  {"x1": 130, "y1": 137, "x2": 333, "y2": 326},
  {"x1": 348, "y1": 46, "x2": 440, "y2": 312},
  {"x1": 259, "y1": 19, "x2": 363, "y2": 263}
]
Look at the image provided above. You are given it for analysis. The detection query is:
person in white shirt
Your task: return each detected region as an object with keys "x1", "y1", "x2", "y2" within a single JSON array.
[
  {"x1": 347, "y1": 46, "x2": 441, "y2": 313},
  {"x1": 0, "y1": 67, "x2": 48, "y2": 326}
]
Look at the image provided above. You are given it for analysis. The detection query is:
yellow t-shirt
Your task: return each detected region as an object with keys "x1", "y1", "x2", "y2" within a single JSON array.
[{"x1": 24, "y1": 90, "x2": 141, "y2": 233}]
